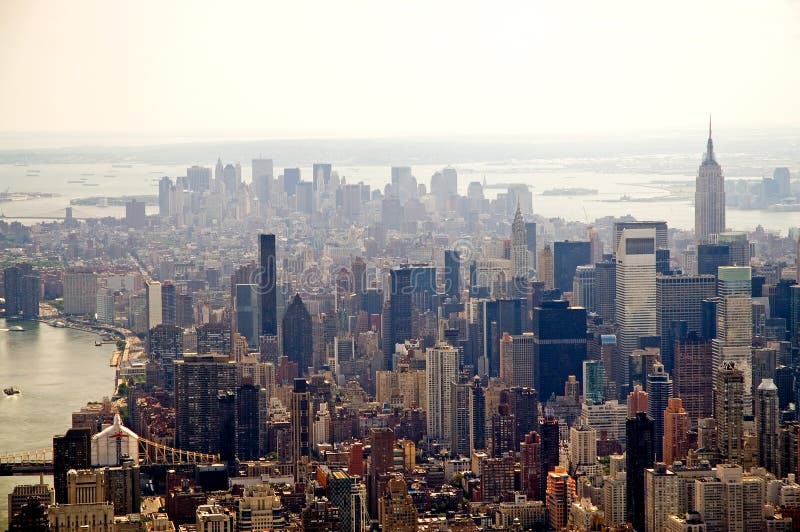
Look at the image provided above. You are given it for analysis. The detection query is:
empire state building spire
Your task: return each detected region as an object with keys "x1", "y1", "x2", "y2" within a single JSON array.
[{"x1": 695, "y1": 118, "x2": 725, "y2": 242}]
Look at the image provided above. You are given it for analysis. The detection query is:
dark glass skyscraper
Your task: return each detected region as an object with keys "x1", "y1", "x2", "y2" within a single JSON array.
[
  {"x1": 282, "y1": 293, "x2": 313, "y2": 376},
  {"x1": 626, "y1": 412, "x2": 654, "y2": 532},
  {"x1": 53, "y1": 428, "x2": 91, "y2": 503},
  {"x1": 533, "y1": 300, "x2": 587, "y2": 401},
  {"x1": 148, "y1": 324, "x2": 184, "y2": 391},
  {"x1": 525, "y1": 222, "x2": 537, "y2": 271},
  {"x1": 236, "y1": 384, "x2": 264, "y2": 460},
  {"x1": 481, "y1": 298, "x2": 525, "y2": 378},
  {"x1": 553, "y1": 241, "x2": 591, "y2": 292},
  {"x1": 444, "y1": 249, "x2": 461, "y2": 302},
  {"x1": 259, "y1": 234, "x2": 277, "y2": 336},
  {"x1": 697, "y1": 244, "x2": 730, "y2": 276}
]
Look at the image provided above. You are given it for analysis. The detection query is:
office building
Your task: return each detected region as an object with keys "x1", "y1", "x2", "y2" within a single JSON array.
[
  {"x1": 663, "y1": 398, "x2": 690, "y2": 465},
  {"x1": 174, "y1": 354, "x2": 237, "y2": 454},
  {"x1": 125, "y1": 198, "x2": 146, "y2": 228},
  {"x1": 533, "y1": 300, "x2": 587, "y2": 401},
  {"x1": 673, "y1": 333, "x2": 713, "y2": 425},
  {"x1": 511, "y1": 204, "x2": 530, "y2": 279},
  {"x1": 235, "y1": 284, "x2": 259, "y2": 348},
  {"x1": 7, "y1": 481, "x2": 53, "y2": 529},
  {"x1": 3, "y1": 263, "x2": 39, "y2": 319},
  {"x1": 378, "y1": 475, "x2": 417, "y2": 532},
  {"x1": 444, "y1": 249, "x2": 461, "y2": 302},
  {"x1": 450, "y1": 377, "x2": 472, "y2": 456},
  {"x1": 613, "y1": 221, "x2": 668, "y2": 256},
  {"x1": 616, "y1": 227, "x2": 657, "y2": 395},
  {"x1": 697, "y1": 244, "x2": 730, "y2": 276},
  {"x1": 583, "y1": 359, "x2": 605, "y2": 404},
  {"x1": 53, "y1": 428, "x2": 92, "y2": 504},
  {"x1": 546, "y1": 465, "x2": 577, "y2": 531},
  {"x1": 626, "y1": 412, "x2": 654, "y2": 532},
  {"x1": 553, "y1": 240, "x2": 591, "y2": 292},
  {"x1": 291, "y1": 378, "x2": 312, "y2": 481},
  {"x1": 282, "y1": 294, "x2": 313, "y2": 376},
  {"x1": 105, "y1": 459, "x2": 141, "y2": 515},
  {"x1": 539, "y1": 415, "x2": 561, "y2": 501},
  {"x1": 146, "y1": 280, "x2": 162, "y2": 330},
  {"x1": 470, "y1": 377, "x2": 486, "y2": 453},
  {"x1": 259, "y1": 234, "x2": 277, "y2": 336},
  {"x1": 236, "y1": 384, "x2": 266, "y2": 460},
  {"x1": 148, "y1": 324, "x2": 183, "y2": 391},
  {"x1": 714, "y1": 361, "x2": 744, "y2": 464},
  {"x1": 756, "y1": 378, "x2": 779, "y2": 473},
  {"x1": 252, "y1": 158, "x2": 273, "y2": 205},
  {"x1": 426, "y1": 343, "x2": 459, "y2": 441},
  {"x1": 718, "y1": 231, "x2": 750, "y2": 267},
  {"x1": 48, "y1": 502, "x2": 115, "y2": 532},
  {"x1": 656, "y1": 274, "x2": 716, "y2": 374},
  {"x1": 572, "y1": 265, "x2": 595, "y2": 312},
  {"x1": 196, "y1": 322, "x2": 232, "y2": 355},
  {"x1": 525, "y1": 221, "x2": 537, "y2": 272},
  {"x1": 694, "y1": 123, "x2": 725, "y2": 242},
  {"x1": 499, "y1": 332, "x2": 535, "y2": 389},
  {"x1": 647, "y1": 362, "x2": 673, "y2": 462},
  {"x1": 538, "y1": 244, "x2": 554, "y2": 290}
]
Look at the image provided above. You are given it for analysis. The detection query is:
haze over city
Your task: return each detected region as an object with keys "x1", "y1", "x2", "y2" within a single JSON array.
[{"x1": 1, "y1": 2, "x2": 800, "y2": 532}]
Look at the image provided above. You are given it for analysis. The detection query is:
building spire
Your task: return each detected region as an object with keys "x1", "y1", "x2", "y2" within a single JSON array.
[{"x1": 704, "y1": 114, "x2": 716, "y2": 164}]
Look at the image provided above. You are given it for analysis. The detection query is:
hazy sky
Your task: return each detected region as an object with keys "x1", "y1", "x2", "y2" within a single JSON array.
[{"x1": 1, "y1": 1, "x2": 798, "y2": 140}]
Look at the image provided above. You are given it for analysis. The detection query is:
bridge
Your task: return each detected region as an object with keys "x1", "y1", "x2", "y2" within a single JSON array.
[{"x1": 0, "y1": 438, "x2": 219, "y2": 475}]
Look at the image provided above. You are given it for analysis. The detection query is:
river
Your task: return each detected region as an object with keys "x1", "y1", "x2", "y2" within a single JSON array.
[{"x1": 0, "y1": 319, "x2": 116, "y2": 528}]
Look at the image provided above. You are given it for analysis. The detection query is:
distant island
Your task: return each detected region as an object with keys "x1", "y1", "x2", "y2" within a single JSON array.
[
  {"x1": 541, "y1": 187, "x2": 598, "y2": 196},
  {"x1": 70, "y1": 195, "x2": 157, "y2": 207}
]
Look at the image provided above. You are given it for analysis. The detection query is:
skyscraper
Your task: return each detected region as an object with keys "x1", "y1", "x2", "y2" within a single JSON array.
[
  {"x1": 479, "y1": 298, "x2": 525, "y2": 378},
  {"x1": 235, "y1": 284, "x2": 260, "y2": 348},
  {"x1": 511, "y1": 204, "x2": 530, "y2": 279},
  {"x1": 525, "y1": 221, "x2": 537, "y2": 272},
  {"x1": 282, "y1": 294, "x2": 313, "y2": 377},
  {"x1": 174, "y1": 354, "x2": 237, "y2": 454},
  {"x1": 450, "y1": 377, "x2": 472, "y2": 456},
  {"x1": 714, "y1": 361, "x2": 744, "y2": 464},
  {"x1": 646, "y1": 363, "x2": 672, "y2": 462},
  {"x1": 291, "y1": 378, "x2": 312, "y2": 481},
  {"x1": 252, "y1": 158, "x2": 274, "y2": 206},
  {"x1": 662, "y1": 397, "x2": 689, "y2": 465},
  {"x1": 616, "y1": 227, "x2": 657, "y2": 394},
  {"x1": 538, "y1": 244, "x2": 554, "y2": 290},
  {"x1": 259, "y1": 234, "x2": 277, "y2": 336},
  {"x1": 444, "y1": 249, "x2": 461, "y2": 302},
  {"x1": 425, "y1": 343, "x2": 459, "y2": 441},
  {"x1": 533, "y1": 300, "x2": 587, "y2": 401},
  {"x1": 53, "y1": 428, "x2": 91, "y2": 504},
  {"x1": 236, "y1": 384, "x2": 266, "y2": 461},
  {"x1": 644, "y1": 463, "x2": 677, "y2": 532},
  {"x1": 594, "y1": 260, "x2": 616, "y2": 324},
  {"x1": 553, "y1": 240, "x2": 591, "y2": 293},
  {"x1": 146, "y1": 280, "x2": 162, "y2": 330},
  {"x1": 147, "y1": 324, "x2": 184, "y2": 391},
  {"x1": 499, "y1": 332, "x2": 536, "y2": 389},
  {"x1": 470, "y1": 376, "x2": 486, "y2": 453},
  {"x1": 697, "y1": 243, "x2": 731, "y2": 276},
  {"x1": 756, "y1": 378, "x2": 779, "y2": 473},
  {"x1": 656, "y1": 274, "x2": 716, "y2": 374},
  {"x1": 694, "y1": 120, "x2": 725, "y2": 242},
  {"x1": 626, "y1": 412, "x2": 655, "y2": 532},
  {"x1": 572, "y1": 265, "x2": 595, "y2": 312},
  {"x1": 158, "y1": 176, "x2": 171, "y2": 216}
]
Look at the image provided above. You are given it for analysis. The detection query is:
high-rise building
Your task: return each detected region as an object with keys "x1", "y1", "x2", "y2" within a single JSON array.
[
  {"x1": 697, "y1": 244, "x2": 731, "y2": 276},
  {"x1": 663, "y1": 398, "x2": 690, "y2": 465},
  {"x1": 236, "y1": 384, "x2": 266, "y2": 461},
  {"x1": 499, "y1": 332, "x2": 536, "y2": 389},
  {"x1": 538, "y1": 244, "x2": 554, "y2": 290},
  {"x1": 525, "y1": 222, "x2": 537, "y2": 272},
  {"x1": 283, "y1": 167, "x2": 300, "y2": 196},
  {"x1": 444, "y1": 249, "x2": 461, "y2": 302},
  {"x1": 756, "y1": 378, "x2": 779, "y2": 473},
  {"x1": 158, "y1": 176, "x2": 171, "y2": 216},
  {"x1": 553, "y1": 241, "x2": 591, "y2": 293},
  {"x1": 384, "y1": 264, "x2": 437, "y2": 369},
  {"x1": 478, "y1": 298, "x2": 525, "y2": 378},
  {"x1": 63, "y1": 269, "x2": 97, "y2": 316},
  {"x1": 572, "y1": 265, "x2": 595, "y2": 312},
  {"x1": 252, "y1": 158, "x2": 274, "y2": 206},
  {"x1": 489, "y1": 390, "x2": 516, "y2": 457},
  {"x1": 647, "y1": 362, "x2": 673, "y2": 462},
  {"x1": 510, "y1": 387, "x2": 539, "y2": 449},
  {"x1": 187, "y1": 165, "x2": 211, "y2": 192},
  {"x1": 174, "y1": 354, "x2": 237, "y2": 454},
  {"x1": 569, "y1": 423, "x2": 597, "y2": 475},
  {"x1": 546, "y1": 465, "x2": 577, "y2": 531},
  {"x1": 282, "y1": 294, "x2": 313, "y2": 376},
  {"x1": 511, "y1": 204, "x2": 530, "y2": 279},
  {"x1": 593, "y1": 260, "x2": 616, "y2": 324},
  {"x1": 314, "y1": 163, "x2": 333, "y2": 193},
  {"x1": 714, "y1": 361, "x2": 744, "y2": 464},
  {"x1": 368, "y1": 427, "x2": 395, "y2": 516},
  {"x1": 196, "y1": 322, "x2": 232, "y2": 355},
  {"x1": 125, "y1": 198, "x2": 146, "y2": 228},
  {"x1": 613, "y1": 221, "x2": 668, "y2": 256},
  {"x1": 717, "y1": 232, "x2": 750, "y2": 267},
  {"x1": 148, "y1": 324, "x2": 184, "y2": 391},
  {"x1": 378, "y1": 475, "x2": 417, "y2": 532},
  {"x1": 3, "y1": 263, "x2": 39, "y2": 319},
  {"x1": 533, "y1": 300, "x2": 587, "y2": 401},
  {"x1": 426, "y1": 343, "x2": 459, "y2": 441},
  {"x1": 52, "y1": 428, "x2": 91, "y2": 504},
  {"x1": 259, "y1": 234, "x2": 277, "y2": 336},
  {"x1": 160, "y1": 282, "x2": 176, "y2": 326},
  {"x1": 712, "y1": 266, "x2": 753, "y2": 415},
  {"x1": 644, "y1": 463, "x2": 677, "y2": 532},
  {"x1": 626, "y1": 412, "x2": 655, "y2": 532},
  {"x1": 146, "y1": 280, "x2": 162, "y2": 330},
  {"x1": 539, "y1": 415, "x2": 561, "y2": 501},
  {"x1": 450, "y1": 377, "x2": 472, "y2": 456},
  {"x1": 520, "y1": 431, "x2": 542, "y2": 500},
  {"x1": 582, "y1": 359, "x2": 605, "y2": 404},
  {"x1": 235, "y1": 284, "x2": 259, "y2": 348},
  {"x1": 694, "y1": 122, "x2": 725, "y2": 242},
  {"x1": 291, "y1": 378, "x2": 312, "y2": 481},
  {"x1": 470, "y1": 377, "x2": 486, "y2": 453},
  {"x1": 616, "y1": 227, "x2": 657, "y2": 394},
  {"x1": 656, "y1": 274, "x2": 716, "y2": 374}
]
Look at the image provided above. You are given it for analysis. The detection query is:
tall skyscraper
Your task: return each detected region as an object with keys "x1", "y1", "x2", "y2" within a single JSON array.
[
  {"x1": 158, "y1": 176, "x2": 171, "y2": 216},
  {"x1": 53, "y1": 428, "x2": 91, "y2": 504},
  {"x1": 425, "y1": 343, "x2": 459, "y2": 441},
  {"x1": 444, "y1": 249, "x2": 461, "y2": 302},
  {"x1": 259, "y1": 234, "x2": 277, "y2": 336},
  {"x1": 538, "y1": 244, "x2": 554, "y2": 290},
  {"x1": 450, "y1": 377, "x2": 472, "y2": 456},
  {"x1": 539, "y1": 415, "x2": 561, "y2": 501},
  {"x1": 656, "y1": 276, "x2": 716, "y2": 374},
  {"x1": 282, "y1": 294, "x2": 313, "y2": 376},
  {"x1": 533, "y1": 300, "x2": 587, "y2": 401},
  {"x1": 646, "y1": 362, "x2": 673, "y2": 462},
  {"x1": 553, "y1": 240, "x2": 591, "y2": 292},
  {"x1": 613, "y1": 221, "x2": 668, "y2": 256},
  {"x1": 694, "y1": 121, "x2": 725, "y2": 242},
  {"x1": 626, "y1": 412, "x2": 654, "y2": 532},
  {"x1": 499, "y1": 332, "x2": 535, "y2": 389},
  {"x1": 525, "y1": 222, "x2": 537, "y2": 272},
  {"x1": 756, "y1": 378, "x2": 779, "y2": 473},
  {"x1": 236, "y1": 384, "x2": 266, "y2": 461},
  {"x1": 511, "y1": 204, "x2": 529, "y2": 279},
  {"x1": 616, "y1": 227, "x2": 657, "y2": 395},
  {"x1": 291, "y1": 378, "x2": 312, "y2": 481},
  {"x1": 146, "y1": 280, "x2": 162, "y2": 330},
  {"x1": 384, "y1": 264, "x2": 437, "y2": 369},
  {"x1": 594, "y1": 260, "x2": 616, "y2": 324},
  {"x1": 714, "y1": 361, "x2": 744, "y2": 464},
  {"x1": 697, "y1": 243, "x2": 731, "y2": 276},
  {"x1": 252, "y1": 158, "x2": 274, "y2": 206},
  {"x1": 572, "y1": 265, "x2": 595, "y2": 312},
  {"x1": 147, "y1": 324, "x2": 184, "y2": 391},
  {"x1": 644, "y1": 463, "x2": 677, "y2": 532},
  {"x1": 470, "y1": 376, "x2": 486, "y2": 453},
  {"x1": 662, "y1": 397, "x2": 689, "y2": 465},
  {"x1": 378, "y1": 475, "x2": 418, "y2": 532},
  {"x1": 174, "y1": 354, "x2": 237, "y2": 454},
  {"x1": 235, "y1": 284, "x2": 260, "y2": 348}
]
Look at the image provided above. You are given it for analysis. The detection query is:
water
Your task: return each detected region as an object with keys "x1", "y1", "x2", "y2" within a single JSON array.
[{"x1": 0, "y1": 319, "x2": 115, "y2": 528}]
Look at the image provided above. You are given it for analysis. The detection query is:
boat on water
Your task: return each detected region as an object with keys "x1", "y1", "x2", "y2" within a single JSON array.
[
  {"x1": 94, "y1": 340, "x2": 103, "y2": 346},
  {"x1": 50, "y1": 320, "x2": 67, "y2": 328},
  {"x1": 112, "y1": 164, "x2": 133, "y2": 168},
  {"x1": 9, "y1": 325, "x2": 24, "y2": 332},
  {"x1": 4, "y1": 387, "x2": 20, "y2": 396}
]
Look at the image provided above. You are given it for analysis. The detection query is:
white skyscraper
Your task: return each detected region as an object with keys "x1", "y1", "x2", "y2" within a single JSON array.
[
  {"x1": 146, "y1": 280, "x2": 163, "y2": 330},
  {"x1": 615, "y1": 228, "x2": 657, "y2": 393},
  {"x1": 426, "y1": 343, "x2": 459, "y2": 441}
]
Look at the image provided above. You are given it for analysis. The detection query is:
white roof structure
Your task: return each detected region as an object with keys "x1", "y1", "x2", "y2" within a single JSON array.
[{"x1": 91, "y1": 413, "x2": 139, "y2": 466}]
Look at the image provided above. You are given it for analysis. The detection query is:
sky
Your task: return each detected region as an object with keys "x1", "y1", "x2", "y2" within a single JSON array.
[{"x1": 1, "y1": 1, "x2": 798, "y2": 143}]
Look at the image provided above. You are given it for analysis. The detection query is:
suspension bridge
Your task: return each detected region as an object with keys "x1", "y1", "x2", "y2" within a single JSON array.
[{"x1": 0, "y1": 437, "x2": 219, "y2": 475}]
